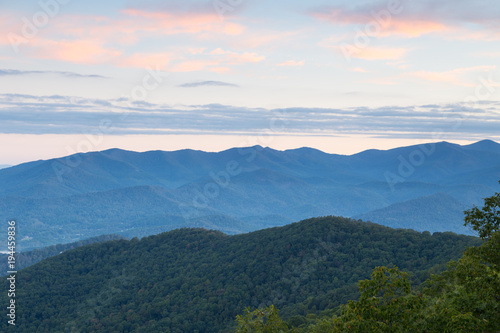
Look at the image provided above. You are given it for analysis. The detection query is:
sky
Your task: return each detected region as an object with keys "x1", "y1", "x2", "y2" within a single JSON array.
[{"x1": 1, "y1": 0, "x2": 500, "y2": 165}]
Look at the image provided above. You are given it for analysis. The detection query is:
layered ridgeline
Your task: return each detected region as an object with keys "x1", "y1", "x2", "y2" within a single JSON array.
[
  {"x1": 1, "y1": 140, "x2": 499, "y2": 248},
  {"x1": 2, "y1": 217, "x2": 482, "y2": 332}
]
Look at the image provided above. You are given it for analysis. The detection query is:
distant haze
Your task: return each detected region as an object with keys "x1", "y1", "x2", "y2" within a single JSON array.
[{"x1": 0, "y1": 134, "x2": 488, "y2": 166}]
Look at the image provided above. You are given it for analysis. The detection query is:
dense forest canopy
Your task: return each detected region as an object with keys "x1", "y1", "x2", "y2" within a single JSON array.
[
  {"x1": 236, "y1": 183, "x2": 500, "y2": 332},
  {"x1": 1, "y1": 216, "x2": 482, "y2": 332}
]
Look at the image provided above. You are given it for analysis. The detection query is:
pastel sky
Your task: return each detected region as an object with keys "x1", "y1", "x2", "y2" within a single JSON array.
[{"x1": 1, "y1": 0, "x2": 500, "y2": 165}]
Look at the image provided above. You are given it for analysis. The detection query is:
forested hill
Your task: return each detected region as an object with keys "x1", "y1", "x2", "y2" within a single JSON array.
[{"x1": 4, "y1": 216, "x2": 481, "y2": 332}]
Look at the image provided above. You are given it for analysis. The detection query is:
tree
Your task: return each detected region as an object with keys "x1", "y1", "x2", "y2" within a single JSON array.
[
  {"x1": 423, "y1": 185, "x2": 500, "y2": 331},
  {"x1": 464, "y1": 181, "x2": 500, "y2": 240},
  {"x1": 308, "y1": 266, "x2": 427, "y2": 332},
  {"x1": 234, "y1": 184, "x2": 500, "y2": 332},
  {"x1": 235, "y1": 305, "x2": 293, "y2": 333}
]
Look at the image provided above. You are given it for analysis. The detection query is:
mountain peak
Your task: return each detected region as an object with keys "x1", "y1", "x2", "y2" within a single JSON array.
[{"x1": 464, "y1": 139, "x2": 500, "y2": 152}]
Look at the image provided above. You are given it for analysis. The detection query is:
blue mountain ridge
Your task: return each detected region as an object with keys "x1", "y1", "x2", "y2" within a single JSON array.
[{"x1": 1, "y1": 140, "x2": 499, "y2": 249}]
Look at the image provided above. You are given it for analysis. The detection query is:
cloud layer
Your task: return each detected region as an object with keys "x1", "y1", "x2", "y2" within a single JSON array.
[
  {"x1": 178, "y1": 81, "x2": 239, "y2": 88},
  {"x1": 0, "y1": 69, "x2": 106, "y2": 79},
  {"x1": 0, "y1": 0, "x2": 499, "y2": 138},
  {"x1": 0, "y1": 94, "x2": 498, "y2": 141},
  {"x1": 310, "y1": 0, "x2": 500, "y2": 38}
]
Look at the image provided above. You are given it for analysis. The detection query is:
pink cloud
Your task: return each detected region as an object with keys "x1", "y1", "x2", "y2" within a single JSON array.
[
  {"x1": 170, "y1": 60, "x2": 218, "y2": 72},
  {"x1": 209, "y1": 48, "x2": 227, "y2": 55},
  {"x1": 360, "y1": 78, "x2": 398, "y2": 85},
  {"x1": 336, "y1": 46, "x2": 408, "y2": 61},
  {"x1": 387, "y1": 61, "x2": 409, "y2": 70},
  {"x1": 0, "y1": 15, "x2": 17, "y2": 45},
  {"x1": 32, "y1": 39, "x2": 121, "y2": 64},
  {"x1": 169, "y1": 49, "x2": 265, "y2": 72},
  {"x1": 312, "y1": 10, "x2": 450, "y2": 37},
  {"x1": 225, "y1": 52, "x2": 265, "y2": 64},
  {"x1": 474, "y1": 51, "x2": 500, "y2": 58},
  {"x1": 210, "y1": 67, "x2": 230, "y2": 73},
  {"x1": 208, "y1": 48, "x2": 265, "y2": 64},
  {"x1": 229, "y1": 31, "x2": 300, "y2": 49},
  {"x1": 117, "y1": 53, "x2": 172, "y2": 70},
  {"x1": 0, "y1": 8, "x2": 253, "y2": 69},
  {"x1": 121, "y1": 9, "x2": 244, "y2": 36},
  {"x1": 453, "y1": 30, "x2": 500, "y2": 41},
  {"x1": 384, "y1": 20, "x2": 449, "y2": 37},
  {"x1": 351, "y1": 67, "x2": 369, "y2": 73},
  {"x1": 409, "y1": 66, "x2": 497, "y2": 87},
  {"x1": 355, "y1": 47, "x2": 407, "y2": 60},
  {"x1": 310, "y1": 1, "x2": 500, "y2": 41},
  {"x1": 223, "y1": 23, "x2": 245, "y2": 35},
  {"x1": 278, "y1": 60, "x2": 304, "y2": 67},
  {"x1": 39, "y1": 10, "x2": 244, "y2": 47}
]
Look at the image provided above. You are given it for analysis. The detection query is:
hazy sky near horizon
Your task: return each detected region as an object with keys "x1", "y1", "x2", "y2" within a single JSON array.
[{"x1": 1, "y1": 0, "x2": 500, "y2": 164}]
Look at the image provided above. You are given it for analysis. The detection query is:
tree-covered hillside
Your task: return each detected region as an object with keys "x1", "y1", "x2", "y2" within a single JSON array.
[
  {"x1": 2, "y1": 217, "x2": 481, "y2": 332},
  {"x1": 236, "y1": 187, "x2": 500, "y2": 332}
]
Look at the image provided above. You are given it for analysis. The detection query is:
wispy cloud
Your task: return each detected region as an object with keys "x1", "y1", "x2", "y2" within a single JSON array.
[
  {"x1": 310, "y1": 0, "x2": 500, "y2": 39},
  {"x1": 1, "y1": 94, "x2": 499, "y2": 140},
  {"x1": 352, "y1": 47, "x2": 408, "y2": 60},
  {"x1": 277, "y1": 60, "x2": 304, "y2": 67},
  {"x1": 178, "y1": 81, "x2": 239, "y2": 88},
  {"x1": 0, "y1": 7, "x2": 247, "y2": 67},
  {"x1": 30, "y1": 38, "x2": 122, "y2": 65},
  {"x1": 329, "y1": 45, "x2": 409, "y2": 61},
  {"x1": 351, "y1": 67, "x2": 370, "y2": 73},
  {"x1": 121, "y1": 8, "x2": 245, "y2": 36},
  {"x1": 0, "y1": 69, "x2": 107, "y2": 79},
  {"x1": 409, "y1": 65, "x2": 498, "y2": 87},
  {"x1": 169, "y1": 48, "x2": 265, "y2": 72},
  {"x1": 311, "y1": 8, "x2": 449, "y2": 38},
  {"x1": 116, "y1": 53, "x2": 172, "y2": 69},
  {"x1": 473, "y1": 51, "x2": 500, "y2": 58}
]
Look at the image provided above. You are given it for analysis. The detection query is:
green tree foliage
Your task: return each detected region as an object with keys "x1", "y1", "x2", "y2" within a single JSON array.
[
  {"x1": 325, "y1": 267, "x2": 426, "y2": 332},
  {"x1": 307, "y1": 266, "x2": 425, "y2": 332},
  {"x1": 0, "y1": 216, "x2": 480, "y2": 332},
  {"x1": 306, "y1": 265, "x2": 489, "y2": 332},
  {"x1": 464, "y1": 181, "x2": 500, "y2": 240},
  {"x1": 424, "y1": 186, "x2": 500, "y2": 331},
  {"x1": 236, "y1": 305, "x2": 292, "y2": 333},
  {"x1": 237, "y1": 184, "x2": 500, "y2": 332}
]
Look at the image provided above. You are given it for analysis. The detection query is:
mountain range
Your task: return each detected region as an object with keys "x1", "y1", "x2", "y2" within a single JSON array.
[{"x1": 1, "y1": 140, "x2": 499, "y2": 249}]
